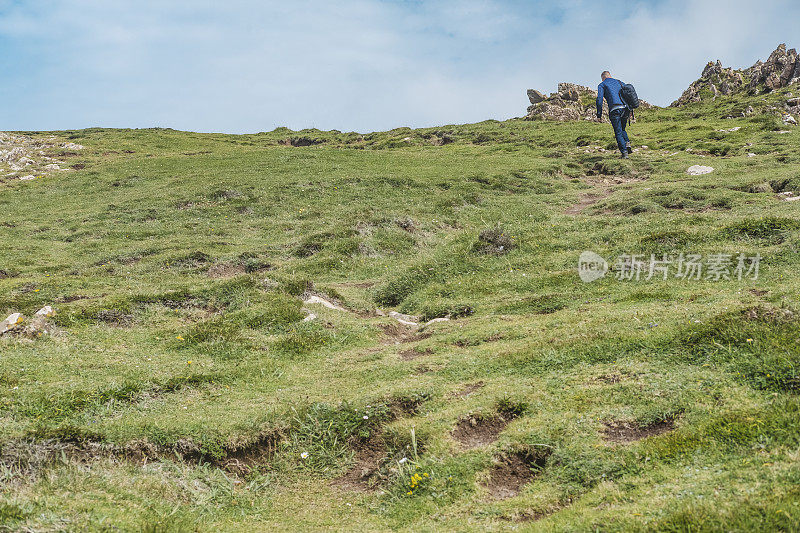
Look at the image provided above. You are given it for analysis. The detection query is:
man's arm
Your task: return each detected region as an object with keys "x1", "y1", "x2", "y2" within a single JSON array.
[{"x1": 596, "y1": 84, "x2": 604, "y2": 119}]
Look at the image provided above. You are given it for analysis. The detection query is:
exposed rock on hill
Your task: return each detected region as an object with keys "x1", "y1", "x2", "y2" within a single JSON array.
[
  {"x1": 672, "y1": 44, "x2": 800, "y2": 107},
  {"x1": 525, "y1": 83, "x2": 653, "y2": 122},
  {"x1": 0, "y1": 132, "x2": 82, "y2": 182},
  {"x1": 525, "y1": 83, "x2": 603, "y2": 122}
]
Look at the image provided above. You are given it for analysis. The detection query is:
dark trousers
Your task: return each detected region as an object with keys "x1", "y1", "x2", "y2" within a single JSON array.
[{"x1": 609, "y1": 108, "x2": 630, "y2": 155}]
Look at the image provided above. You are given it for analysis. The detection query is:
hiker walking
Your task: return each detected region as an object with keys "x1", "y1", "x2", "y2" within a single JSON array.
[{"x1": 596, "y1": 71, "x2": 635, "y2": 159}]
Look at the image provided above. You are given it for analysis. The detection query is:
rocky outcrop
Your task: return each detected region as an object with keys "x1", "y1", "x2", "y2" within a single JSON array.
[
  {"x1": 525, "y1": 83, "x2": 653, "y2": 122},
  {"x1": 672, "y1": 44, "x2": 800, "y2": 107},
  {"x1": 746, "y1": 44, "x2": 800, "y2": 92},
  {"x1": 0, "y1": 132, "x2": 82, "y2": 182},
  {"x1": 672, "y1": 61, "x2": 748, "y2": 106}
]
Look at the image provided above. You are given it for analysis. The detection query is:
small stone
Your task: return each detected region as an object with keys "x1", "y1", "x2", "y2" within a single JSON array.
[
  {"x1": 35, "y1": 306, "x2": 55, "y2": 318},
  {"x1": 19, "y1": 175, "x2": 35, "y2": 181},
  {"x1": 43, "y1": 164, "x2": 60, "y2": 171},
  {"x1": 687, "y1": 165, "x2": 714, "y2": 175},
  {"x1": 748, "y1": 153, "x2": 757, "y2": 157},
  {"x1": 785, "y1": 196, "x2": 800, "y2": 202}
]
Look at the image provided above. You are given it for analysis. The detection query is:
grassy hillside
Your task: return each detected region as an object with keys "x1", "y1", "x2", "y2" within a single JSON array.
[{"x1": 1, "y1": 87, "x2": 799, "y2": 531}]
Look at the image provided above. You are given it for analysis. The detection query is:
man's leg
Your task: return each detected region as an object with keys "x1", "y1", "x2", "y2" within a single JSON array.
[
  {"x1": 621, "y1": 110, "x2": 632, "y2": 153},
  {"x1": 609, "y1": 110, "x2": 627, "y2": 155},
  {"x1": 621, "y1": 110, "x2": 630, "y2": 145}
]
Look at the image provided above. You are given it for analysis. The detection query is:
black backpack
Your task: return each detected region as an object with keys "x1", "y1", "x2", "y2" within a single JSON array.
[{"x1": 619, "y1": 83, "x2": 640, "y2": 109}]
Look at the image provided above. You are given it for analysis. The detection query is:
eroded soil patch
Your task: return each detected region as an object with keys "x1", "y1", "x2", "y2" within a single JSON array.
[
  {"x1": 207, "y1": 262, "x2": 247, "y2": 278},
  {"x1": 565, "y1": 189, "x2": 612, "y2": 215},
  {"x1": 452, "y1": 381, "x2": 485, "y2": 398},
  {"x1": 452, "y1": 414, "x2": 515, "y2": 449},
  {"x1": 484, "y1": 449, "x2": 549, "y2": 500},
  {"x1": 380, "y1": 322, "x2": 431, "y2": 345},
  {"x1": 399, "y1": 347, "x2": 432, "y2": 361},
  {"x1": 0, "y1": 432, "x2": 283, "y2": 481},
  {"x1": 332, "y1": 433, "x2": 387, "y2": 492},
  {"x1": 602, "y1": 418, "x2": 675, "y2": 443}
]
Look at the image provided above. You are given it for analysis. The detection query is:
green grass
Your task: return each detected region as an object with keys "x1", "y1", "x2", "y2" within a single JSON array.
[{"x1": 1, "y1": 89, "x2": 800, "y2": 531}]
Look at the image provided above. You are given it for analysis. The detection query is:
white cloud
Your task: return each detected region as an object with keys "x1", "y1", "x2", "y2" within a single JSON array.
[{"x1": 0, "y1": 0, "x2": 797, "y2": 132}]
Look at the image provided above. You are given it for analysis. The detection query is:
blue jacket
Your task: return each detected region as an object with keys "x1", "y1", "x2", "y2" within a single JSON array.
[{"x1": 596, "y1": 78, "x2": 627, "y2": 117}]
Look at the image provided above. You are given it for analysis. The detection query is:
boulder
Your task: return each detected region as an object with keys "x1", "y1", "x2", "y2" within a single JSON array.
[
  {"x1": 0, "y1": 313, "x2": 24, "y2": 335},
  {"x1": 24, "y1": 316, "x2": 53, "y2": 337},
  {"x1": 527, "y1": 89, "x2": 546, "y2": 104}
]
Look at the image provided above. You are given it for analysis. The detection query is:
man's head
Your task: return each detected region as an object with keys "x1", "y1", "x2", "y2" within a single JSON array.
[{"x1": 601, "y1": 71, "x2": 611, "y2": 81}]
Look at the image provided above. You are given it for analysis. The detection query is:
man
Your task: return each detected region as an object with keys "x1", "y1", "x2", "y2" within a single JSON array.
[{"x1": 596, "y1": 71, "x2": 633, "y2": 159}]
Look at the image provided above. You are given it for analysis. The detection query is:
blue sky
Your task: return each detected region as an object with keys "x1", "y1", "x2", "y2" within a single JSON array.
[{"x1": 1, "y1": 0, "x2": 798, "y2": 133}]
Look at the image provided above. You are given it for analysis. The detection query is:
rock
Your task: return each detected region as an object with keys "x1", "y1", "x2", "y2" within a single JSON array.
[
  {"x1": 717, "y1": 127, "x2": 741, "y2": 132},
  {"x1": 423, "y1": 317, "x2": 450, "y2": 327},
  {"x1": 19, "y1": 175, "x2": 35, "y2": 181},
  {"x1": 43, "y1": 164, "x2": 60, "y2": 171},
  {"x1": 302, "y1": 294, "x2": 347, "y2": 312},
  {"x1": 61, "y1": 142, "x2": 84, "y2": 150},
  {"x1": 687, "y1": 165, "x2": 714, "y2": 175},
  {"x1": 527, "y1": 89, "x2": 546, "y2": 104},
  {"x1": 783, "y1": 114, "x2": 797, "y2": 125},
  {"x1": 788, "y1": 97, "x2": 800, "y2": 106},
  {"x1": 388, "y1": 311, "x2": 419, "y2": 326},
  {"x1": 0, "y1": 313, "x2": 24, "y2": 335},
  {"x1": 302, "y1": 311, "x2": 317, "y2": 322},
  {"x1": 785, "y1": 196, "x2": 800, "y2": 202},
  {"x1": 24, "y1": 316, "x2": 53, "y2": 337},
  {"x1": 35, "y1": 306, "x2": 55, "y2": 318},
  {"x1": 673, "y1": 44, "x2": 800, "y2": 107},
  {"x1": 748, "y1": 153, "x2": 757, "y2": 157}
]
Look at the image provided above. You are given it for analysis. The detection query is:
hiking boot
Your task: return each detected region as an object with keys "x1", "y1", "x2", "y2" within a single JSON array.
[
  {"x1": 620, "y1": 152, "x2": 629, "y2": 159},
  {"x1": 626, "y1": 143, "x2": 633, "y2": 154}
]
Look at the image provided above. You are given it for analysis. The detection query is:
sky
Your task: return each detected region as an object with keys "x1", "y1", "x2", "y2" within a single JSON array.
[{"x1": 1, "y1": 0, "x2": 798, "y2": 133}]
